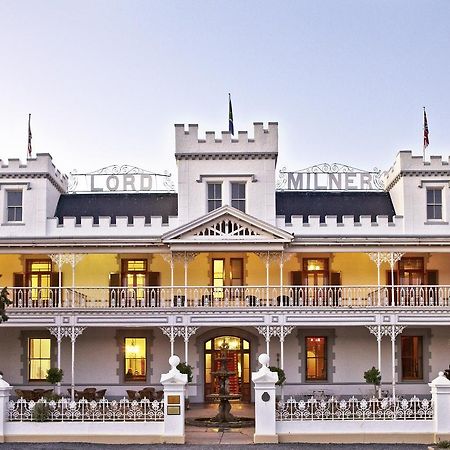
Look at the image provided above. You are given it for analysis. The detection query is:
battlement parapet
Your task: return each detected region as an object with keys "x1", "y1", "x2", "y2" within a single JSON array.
[
  {"x1": 276, "y1": 214, "x2": 405, "y2": 236},
  {"x1": 175, "y1": 122, "x2": 278, "y2": 157},
  {"x1": 0, "y1": 153, "x2": 68, "y2": 191},
  {"x1": 383, "y1": 151, "x2": 450, "y2": 190},
  {"x1": 45, "y1": 215, "x2": 179, "y2": 237}
]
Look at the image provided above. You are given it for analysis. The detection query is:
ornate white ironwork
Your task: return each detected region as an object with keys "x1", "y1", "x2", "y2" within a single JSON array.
[
  {"x1": 367, "y1": 252, "x2": 404, "y2": 268},
  {"x1": 48, "y1": 326, "x2": 86, "y2": 343},
  {"x1": 255, "y1": 325, "x2": 295, "y2": 343},
  {"x1": 276, "y1": 395, "x2": 433, "y2": 421},
  {"x1": 366, "y1": 325, "x2": 406, "y2": 341},
  {"x1": 8, "y1": 284, "x2": 450, "y2": 309},
  {"x1": 48, "y1": 254, "x2": 85, "y2": 268},
  {"x1": 8, "y1": 397, "x2": 164, "y2": 422},
  {"x1": 194, "y1": 218, "x2": 261, "y2": 238},
  {"x1": 277, "y1": 164, "x2": 384, "y2": 191}
]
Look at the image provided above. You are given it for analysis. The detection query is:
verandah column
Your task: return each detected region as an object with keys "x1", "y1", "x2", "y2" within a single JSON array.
[{"x1": 48, "y1": 326, "x2": 66, "y2": 395}]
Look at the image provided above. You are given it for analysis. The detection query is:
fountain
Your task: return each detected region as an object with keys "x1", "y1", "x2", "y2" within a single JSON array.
[{"x1": 187, "y1": 340, "x2": 254, "y2": 428}]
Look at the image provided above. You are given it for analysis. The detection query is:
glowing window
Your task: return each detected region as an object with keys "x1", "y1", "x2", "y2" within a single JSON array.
[
  {"x1": 29, "y1": 338, "x2": 51, "y2": 381},
  {"x1": 124, "y1": 338, "x2": 146, "y2": 381},
  {"x1": 306, "y1": 337, "x2": 327, "y2": 381}
]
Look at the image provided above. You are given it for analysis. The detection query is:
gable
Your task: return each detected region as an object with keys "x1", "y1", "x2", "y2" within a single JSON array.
[{"x1": 162, "y1": 205, "x2": 292, "y2": 245}]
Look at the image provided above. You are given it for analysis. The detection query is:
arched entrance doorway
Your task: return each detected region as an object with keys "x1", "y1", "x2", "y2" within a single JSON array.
[{"x1": 204, "y1": 335, "x2": 251, "y2": 403}]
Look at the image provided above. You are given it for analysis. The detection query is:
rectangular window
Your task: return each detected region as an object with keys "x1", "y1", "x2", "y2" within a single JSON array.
[
  {"x1": 305, "y1": 336, "x2": 327, "y2": 381},
  {"x1": 401, "y1": 336, "x2": 423, "y2": 380},
  {"x1": 231, "y1": 182, "x2": 246, "y2": 212},
  {"x1": 399, "y1": 257, "x2": 424, "y2": 285},
  {"x1": 29, "y1": 338, "x2": 51, "y2": 381},
  {"x1": 427, "y1": 188, "x2": 442, "y2": 220},
  {"x1": 122, "y1": 260, "x2": 147, "y2": 300},
  {"x1": 124, "y1": 337, "x2": 146, "y2": 381},
  {"x1": 212, "y1": 258, "x2": 224, "y2": 299},
  {"x1": 27, "y1": 260, "x2": 52, "y2": 301},
  {"x1": 303, "y1": 258, "x2": 329, "y2": 286},
  {"x1": 7, "y1": 191, "x2": 23, "y2": 222},
  {"x1": 207, "y1": 183, "x2": 222, "y2": 212}
]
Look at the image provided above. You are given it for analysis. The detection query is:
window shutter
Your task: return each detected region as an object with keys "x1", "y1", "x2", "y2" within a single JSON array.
[
  {"x1": 13, "y1": 273, "x2": 24, "y2": 287},
  {"x1": 427, "y1": 270, "x2": 438, "y2": 285},
  {"x1": 147, "y1": 272, "x2": 160, "y2": 286},
  {"x1": 291, "y1": 271, "x2": 302, "y2": 285},
  {"x1": 109, "y1": 273, "x2": 120, "y2": 287},
  {"x1": 330, "y1": 272, "x2": 341, "y2": 286}
]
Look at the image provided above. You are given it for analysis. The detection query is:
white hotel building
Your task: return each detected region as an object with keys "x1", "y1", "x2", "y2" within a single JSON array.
[{"x1": 0, "y1": 121, "x2": 449, "y2": 404}]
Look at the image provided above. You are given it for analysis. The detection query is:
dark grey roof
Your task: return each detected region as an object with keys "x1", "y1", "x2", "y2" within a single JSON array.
[
  {"x1": 54, "y1": 193, "x2": 178, "y2": 225},
  {"x1": 276, "y1": 191, "x2": 396, "y2": 223}
]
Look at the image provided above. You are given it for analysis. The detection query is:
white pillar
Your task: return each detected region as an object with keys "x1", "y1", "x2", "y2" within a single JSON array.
[
  {"x1": 160, "y1": 355, "x2": 188, "y2": 444},
  {"x1": 0, "y1": 375, "x2": 11, "y2": 442},
  {"x1": 71, "y1": 328, "x2": 76, "y2": 401},
  {"x1": 252, "y1": 354, "x2": 279, "y2": 443},
  {"x1": 170, "y1": 259, "x2": 174, "y2": 307},
  {"x1": 429, "y1": 371, "x2": 450, "y2": 442},
  {"x1": 184, "y1": 255, "x2": 188, "y2": 304},
  {"x1": 266, "y1": 254, "x2": 270, "y2": 306}
]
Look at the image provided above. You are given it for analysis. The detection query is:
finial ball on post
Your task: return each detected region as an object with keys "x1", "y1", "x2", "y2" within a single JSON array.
[
  {"x1": 258, "y1": 353, "x2": 270, "y2": 367},
  {"x1": 169, "y1": 355, "x2": 180, "y2": 369}
]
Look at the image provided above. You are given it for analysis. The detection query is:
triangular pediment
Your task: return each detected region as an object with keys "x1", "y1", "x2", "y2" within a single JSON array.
[{"x1": 162, "y1": 206, "x2": 292, "y2": 244}]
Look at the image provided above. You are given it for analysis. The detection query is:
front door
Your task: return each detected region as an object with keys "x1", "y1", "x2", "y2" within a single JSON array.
[{"x1": 204, "y1": 335, "x2": 251, "y2": 403}]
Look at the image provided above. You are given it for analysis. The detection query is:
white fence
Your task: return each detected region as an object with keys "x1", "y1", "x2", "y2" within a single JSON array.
[
  {"x1": 8, "y1": 397, "x2": 164, "y2": 422},
  {"x1": 276, "y1": 395, "x2": 433, "y2": 421},
  {"x1": 8, "y1": 284, "x2": 450, "y2": 309}
]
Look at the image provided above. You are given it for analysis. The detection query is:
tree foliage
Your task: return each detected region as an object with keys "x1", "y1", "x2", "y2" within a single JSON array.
[{"x1": 0, "y1": 287, "x2": 12, "y2": 323}]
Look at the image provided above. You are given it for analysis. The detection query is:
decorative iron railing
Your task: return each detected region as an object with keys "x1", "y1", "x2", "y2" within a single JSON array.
[
  {"x1": 8, "y1": 397, "x2": 164, "y2": 422},
  {"x1": 276, "y1": 396, "x2": 433, "y2": 421},
  {"x1": 8, "y1": 285, "x2": 450, "y2": 309}
]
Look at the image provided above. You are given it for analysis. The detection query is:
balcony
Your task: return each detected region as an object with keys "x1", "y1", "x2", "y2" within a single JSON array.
[{"x1": 7, "y1": 285, "x2": 450, "y2": 309}]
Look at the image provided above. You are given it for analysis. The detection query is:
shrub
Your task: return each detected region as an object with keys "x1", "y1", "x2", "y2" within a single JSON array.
[
  {"x1": 176, "y1": 362, "x2": 193, "y2": 383},
  {"x1": 32, "y1": 402, "x2": 50, "y2": 422},
  {"x1": 438, "y1": 441, "x2": 450, "y2": 449},
  {"x1": 0, "y1": 286, "x2": 12, "y2": 323},
  {"x1": 269, "y1": 366, "x2": 286, "y2": 386}
]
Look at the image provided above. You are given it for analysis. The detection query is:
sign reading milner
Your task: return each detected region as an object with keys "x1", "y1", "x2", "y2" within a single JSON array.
[
  {"x1": 277, "y1": 163, "x2": 384, "y2": 191},
  {"x1": 68, "y1": 165, "x2": 175, "y2": 193}
]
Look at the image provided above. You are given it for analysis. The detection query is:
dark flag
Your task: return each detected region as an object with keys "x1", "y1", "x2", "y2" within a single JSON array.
[
  {"x1": 228, "y1": 93, "x2": 234, "y2": 135},
  {"x1": 423, "y1": 107, "x2": 429, "y2": 154},
  {"x1": 28, "y1": 114, "x2": 32, "y2": 157}
]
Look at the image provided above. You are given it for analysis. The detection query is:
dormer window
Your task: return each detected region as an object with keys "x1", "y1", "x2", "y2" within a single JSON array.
[
  {"x1": 231, "y1": 182, "x2": 246, "y2": 212},
  {"x1": 426, "y1": 188, "x2": 442, "y2": 220},
  {"x1": 7, "y1": 191, "x2": 23, "y2": 222},
  {"x1": 207, "y1": 183, "x2": 222, "y2": 212}
]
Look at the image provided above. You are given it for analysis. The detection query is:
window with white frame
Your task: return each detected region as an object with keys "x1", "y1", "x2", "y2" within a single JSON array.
[
  {"x1": 426, "y1": 188, "x2": 442, "y2": 220},
  {"x1": 207, "y1": 183, "x2": 222, "y2": 212},
  {"x1": 231, "y1": 182, "x2": 246, "y2": 212},
  {"x1": 7, "y1": 191, "x2": 23, "y2": 222}
]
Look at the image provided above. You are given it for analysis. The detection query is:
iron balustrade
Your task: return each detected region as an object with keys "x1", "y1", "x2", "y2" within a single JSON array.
[
  {"x1": 8, "y1": 397, "x2": 165, "y2": 422},
  {"x1": 276, "y1": 395, "x2": 434, "y2": 421},
  {"x1": 7, "y1": 285, "x2": 450, "y2": 309}
]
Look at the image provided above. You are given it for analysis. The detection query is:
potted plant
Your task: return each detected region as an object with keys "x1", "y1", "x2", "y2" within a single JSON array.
[
  {"x1": 46, "y1": 367, "x2": 64, "y2": 397},
  {"x1": 176, "y1": 362, "x2": 193, "y2": 409},
  {"x1": 364, "y1": 366, "x2": 381, "y2": 397}
]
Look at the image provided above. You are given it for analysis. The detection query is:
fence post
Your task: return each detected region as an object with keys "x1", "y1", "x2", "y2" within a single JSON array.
[
  {"x1": 160, "y1": 355, "x2": 187, "y2": 444},
  {"x1": 429, "y1": 371, "x2": 450, "y2": 443},
  {"x1": 0, "y1": 375, "x2": 11, "y2": 443},
  {"x1": 252, "y1": 353, "x2": 279, "y2": 443}
]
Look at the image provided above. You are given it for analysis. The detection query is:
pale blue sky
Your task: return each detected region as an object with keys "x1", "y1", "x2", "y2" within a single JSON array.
[{"x1": 1, "y1": 0, "x2": 449, "y2": 178}]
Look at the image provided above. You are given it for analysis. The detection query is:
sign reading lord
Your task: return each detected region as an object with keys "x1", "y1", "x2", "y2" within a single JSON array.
[
  {"x1": 277, "y1": 163, "x2": 384, "y2": 191},
  {"x1": 68, "y1": 165, "x2": 175, "y2": 193}
]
